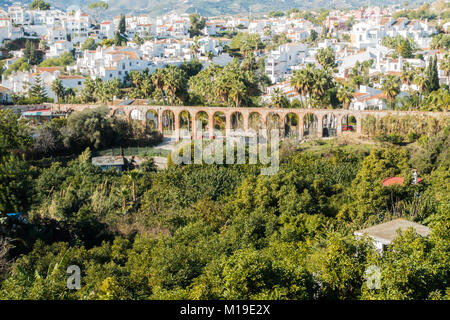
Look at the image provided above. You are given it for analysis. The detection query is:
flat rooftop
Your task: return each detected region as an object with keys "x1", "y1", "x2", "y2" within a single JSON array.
[
  {"x1": 92, "y1": 156, "x2": 124, "y2": 166},
  {"x1": 354, "y1": 218, "x2": 431, "y2": 244}
]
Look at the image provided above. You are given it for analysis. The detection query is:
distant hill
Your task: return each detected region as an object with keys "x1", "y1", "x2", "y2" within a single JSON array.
[{"x1": 1, "y1": 0, "x2": 435, "y2": 18}]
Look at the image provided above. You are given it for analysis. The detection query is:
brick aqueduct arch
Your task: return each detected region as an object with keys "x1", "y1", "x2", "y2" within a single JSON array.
[{"x1": 57, "y1": 104, "x2": 449, "y2": 141}]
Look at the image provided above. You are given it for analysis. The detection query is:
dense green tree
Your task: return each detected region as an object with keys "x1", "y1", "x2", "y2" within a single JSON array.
[
  {"x1": 30, "y1": 0, "x2": 50, "y2": 10},
  {"x1": 315, "y1": 47, "x2": 336, "y2": 70},
  {"x1": 188, "y1": 13, "x2": 206, "y2": 38},
  {"x1": 39, "y1": 52, "x2": 75, "y2": 67},
  {"x1": 118, "y1": 13, "x2": 126, "y2": 34},
  {"x1": 0, "y1": 155, "x2": 34, "y2": 214},
  {"x1": 338, "y1": 147, "x2": 410, "y2": 225},
  {"x1": 24, "y1": 40, "x2": 42, "y2": 66},
  {"x1": 425, "y1": 55, "x2": 440, "y2": 93},
  {"x1": 81, "y1": 38, "x2": 98, "y2": 51},
  {"x1": 0, "y1": 109, "x2": 32, "y2": 156}
]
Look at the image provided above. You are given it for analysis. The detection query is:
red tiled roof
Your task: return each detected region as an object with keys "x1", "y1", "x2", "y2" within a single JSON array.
[{"x1": 382, "y1": 176, "x2": 423, "y2": 186}]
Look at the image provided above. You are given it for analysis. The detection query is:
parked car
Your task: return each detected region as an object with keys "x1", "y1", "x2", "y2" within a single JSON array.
[{"x1": 342, "y1": 125, "x2": 354, "y2": 131}]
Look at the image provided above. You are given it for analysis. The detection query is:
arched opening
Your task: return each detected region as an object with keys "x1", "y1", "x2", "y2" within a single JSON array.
[
  {"x1": 213, "y1": 111, "x2": 226, "y2": 137},
  {"x1": 303, "y1": 113, "x2": 318, "y2": 138},
  {"x1": 322, "y1": 113, "x2": 337, "y2": 137},
  {"x1": 248, "y1": 112, "x2": 262, "y2": 134},
  {"x1": 113, "y1": 109, "x2": 126, "y2": 118},
  {"x1": 130, "y1": 109, "x2": 145, "y2": 137},
  {"x1": 285, "y1": 113, "x2": 299, "y2": 138},
  {"x1": 130, "y1": 109, "x2": 143, "y2": 121},
  {"x1": 179, "y1": 110, "x2": 192, "y2": 137},
  {"x1": 162, "y1": 109, "x2": 175, "y2": 135},
  {"x1": 146, "y1": 109, "x2": 158, "y2": 131},
  {"x1": 266, "y1": 112, "x2": 281, "y2": 138},
  {"x1": 195, "y1": 111, "x2": 209, "y2": 138},
  {"x1": 231, "y1": 111, "x2": 244, "y2": 131},
  {"x1": 341, "y1": 115, "x2": 357, "y2": 132}
]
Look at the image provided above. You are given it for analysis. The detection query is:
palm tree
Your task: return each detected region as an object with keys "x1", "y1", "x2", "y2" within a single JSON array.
[
  {"x1": 151, "y1": 68, "x2": 166, "y2": 102},
  {"x1": 400, "y1": 63, "x2": 414, "y2": 90},
  {"x1": 271, "y1": 88, "x2": 289, "y2": 108},
  {"x1": 413, "y1": 71, "x2": 429, "y2": 103},
  {"x1": 162, "y1": 66, "x2": 187, "y2": 105},
  {"x1": 129, "y1": 70, "x2": 142, "y2": 88},
  {"x1": 440, "y1": 54, "x2": 450, "y2": 86},
  {"x1": 94, "y1": 79, "x2": 108, "y2": 103},
  {"x1": 229, "y1": 78, "x2": 246, "y2": 107},
  {"x1": 126, "y1": 170, "x2": 140, "y2": 202},
  {"x1": 382, "y1": 75, "x2": 401, "y2": 109},
  {"x1": 291, "y1": 64, "x2": 316, "y2": 108},
  {"x1": 190, "y1": 37, "x2": 200, "y2": 58},
  {"x1": 311, "y1": 68, "x2": 334, "y2": 108},
  {"x1": 337, "y1": 84, "x2": 354, "y2": 109},
  {"x1": 51, "y1": 78, "x2": 65, "y2": 103},
  {"x1": 140, "y1": 77, "x2": 153, "y2": 97},
  {"x1": 337, "y1": 84, "x2": 354, "y2": 126},
  {"x1": 291, "y1": 69, "x2": 308, "y2": 107}
]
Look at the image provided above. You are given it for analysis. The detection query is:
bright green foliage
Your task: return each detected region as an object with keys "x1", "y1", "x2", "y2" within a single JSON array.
[
  {"x1": 3, "y1": 57, "x2": 31, "y2": 79},
  {"x1": 30, "y1": 0, "x2": 50, "y2": 10},
  {"x1": 81, "y1": 38, "x2": 98, "y2": 51},
  {"x1": 189, "y1": 59, "x2": 265, "y2": 107},
  {"x1": 382, "y1": 36, "x2": 416, "y2": 58}
]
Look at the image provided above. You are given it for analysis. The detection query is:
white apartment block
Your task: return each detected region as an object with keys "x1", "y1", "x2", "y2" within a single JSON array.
[
  {"x1": 100, "y1": 21, "x2": 115, "y2": 39},
  {"x1": 47, "y1": 40, "x2": 73, "y2": 58},
  {"x1": 69, "y1": 46, "x2": 153, "y2": 82},
  {"x1": 265, "y1": 43, "x2": 308, "y2": 83},
  {"x1": 64, "y1": 10, "x2": 92, "y2": 44}
]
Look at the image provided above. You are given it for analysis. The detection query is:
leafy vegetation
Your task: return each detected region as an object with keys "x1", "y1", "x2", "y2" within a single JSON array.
[{"x1": 0, "y1": 105, "x2": 449, "y2": 299}]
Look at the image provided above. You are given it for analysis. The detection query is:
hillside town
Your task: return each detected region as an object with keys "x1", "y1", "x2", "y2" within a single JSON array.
[{"x1": 0, "y1": 0, "x2": 448, "y2": 114}]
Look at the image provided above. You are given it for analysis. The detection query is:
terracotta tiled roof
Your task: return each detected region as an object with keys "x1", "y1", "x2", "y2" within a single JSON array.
[
  {"x1": 58, "y1": 75, "x2": 85, "y2": 79},
  {"x1": 36, "y1": 67, "x2": 64, "y2": 73},
  {"x1": 353, "y1": 92, "x2": 368, "y2": 98},
  {"x1": 0, "y1": 85, "x2": 11, "y2": 93}
]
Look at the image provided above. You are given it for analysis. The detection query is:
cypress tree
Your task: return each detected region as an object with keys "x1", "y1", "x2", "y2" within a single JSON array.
[
  {"x1": 425, "y1": 56, "x2": 439, "y2": 93},
  {"x1": 430, "y1": 55, "x2": 440, "y2": 92},
  {"x1": 118, "y1": 13, "x2": 126, "y2": 34}
]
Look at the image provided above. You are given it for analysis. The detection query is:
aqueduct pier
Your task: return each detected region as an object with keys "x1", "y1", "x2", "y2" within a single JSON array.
[{"x1": 53, "y1": 104, "x2": 450, "y2": 140}]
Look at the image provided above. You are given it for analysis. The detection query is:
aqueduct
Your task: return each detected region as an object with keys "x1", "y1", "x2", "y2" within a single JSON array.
[{"x1": 55, "y1": 103, "x2": 449, "y2": 141}]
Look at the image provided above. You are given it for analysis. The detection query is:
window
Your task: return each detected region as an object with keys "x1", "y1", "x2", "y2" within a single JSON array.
[{"x1": 78, "y1": 81, "x2": 82, "y2": 85}]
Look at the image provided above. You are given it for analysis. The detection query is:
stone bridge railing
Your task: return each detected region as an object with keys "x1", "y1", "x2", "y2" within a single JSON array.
[{"x1": 51, "y1": 103, "x2": 450, "y2": 140}]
